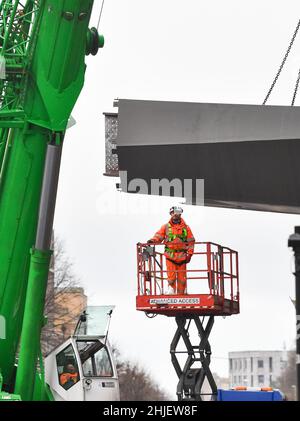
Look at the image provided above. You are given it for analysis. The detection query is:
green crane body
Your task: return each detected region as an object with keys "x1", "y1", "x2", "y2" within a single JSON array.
[{"x1": 0, "y1": 0, "x2": 103, "y2": 400}]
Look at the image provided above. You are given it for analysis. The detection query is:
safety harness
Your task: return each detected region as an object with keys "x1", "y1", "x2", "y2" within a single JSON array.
[{"x1": 165, "y1": 223, "x2": 188, "y2": 256}]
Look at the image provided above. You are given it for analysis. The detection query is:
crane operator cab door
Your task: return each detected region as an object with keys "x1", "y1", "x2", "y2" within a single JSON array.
[
  {"x1": 45, "y1": 339, "x2": 84, "y2": 401},
  {"x1": 44, "y1": 306, "x2": 120, "y2": 401},
  {"x1": 76, "y1": 337, "x2": 119, "y2": 401}
]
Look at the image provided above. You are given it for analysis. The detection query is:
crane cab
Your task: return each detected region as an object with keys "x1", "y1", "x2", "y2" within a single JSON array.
[{"x1": 44, "y1": 306, "x2": 120, "y2": 401}]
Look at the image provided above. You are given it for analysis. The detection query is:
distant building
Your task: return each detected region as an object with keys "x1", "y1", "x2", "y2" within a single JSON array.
[
  {"x1": 229, "y1": 350, "x2": 288, "y2": 388},
  {"x1": 54, "y1": 287, "x2": 87, "y2": 339}
]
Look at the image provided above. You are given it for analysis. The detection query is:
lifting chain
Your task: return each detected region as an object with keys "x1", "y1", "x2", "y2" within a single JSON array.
[
  {"x1": 291, "y1": 67, "x2": 300, "y2": 105},
  {"x1": 263, "y1": 18, "x2": 300, "y2": 106},
  {"x1": 97, "y1": 0, "x2": 105, "y2": 31}
]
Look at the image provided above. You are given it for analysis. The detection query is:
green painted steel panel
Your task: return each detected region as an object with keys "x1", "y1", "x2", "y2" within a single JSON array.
[
  {"x1": 0, "y1": 127, "x2": 48, "y2": 386},
  {"x1": 15, "y1": 249, "x2": 52, "y2": 400}
]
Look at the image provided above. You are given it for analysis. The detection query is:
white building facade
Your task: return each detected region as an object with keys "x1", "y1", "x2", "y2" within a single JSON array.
[{"x1": 229, "y1": 350, "x2": 287, "y2": 388}]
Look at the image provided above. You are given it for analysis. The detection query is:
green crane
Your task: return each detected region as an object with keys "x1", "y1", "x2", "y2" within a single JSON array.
[{"x1": 0, "y1": 0, "x2": 104, "y2": 401}]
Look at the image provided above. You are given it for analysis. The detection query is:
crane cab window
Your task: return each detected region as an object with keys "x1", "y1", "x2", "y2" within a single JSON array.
[
  {"x1": 77, "y1": 340, "x2": 113, "y2": 377},
  {"x1": 56, "y1": 344, "x2": 80, "y2": 390}
]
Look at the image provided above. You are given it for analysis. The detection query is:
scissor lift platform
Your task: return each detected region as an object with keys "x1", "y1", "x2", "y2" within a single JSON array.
[
  {"x1": 136, "y1": 293, "x2": 239, "y2": 317},
  {"x1": 136, "y1": 241, "x2": 239, "y2": 401},
  {"x1": 136, "y1": 242, "x2": 239, "y2": 317}
]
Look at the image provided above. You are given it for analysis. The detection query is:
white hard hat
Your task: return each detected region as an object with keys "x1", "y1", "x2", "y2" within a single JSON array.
[{"x1": 170, "y1": 206, "x2": 183, "y2": 215}]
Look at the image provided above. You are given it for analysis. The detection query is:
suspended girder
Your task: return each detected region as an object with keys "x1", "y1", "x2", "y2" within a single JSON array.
[{"x1": 105, "y1": 100, "x2": 300, "y2": 213}]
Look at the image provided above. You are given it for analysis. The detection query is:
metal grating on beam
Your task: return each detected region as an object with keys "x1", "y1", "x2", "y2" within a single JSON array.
[{"x1": 103, "y1": 112, "x2": 119, "y2": 176}]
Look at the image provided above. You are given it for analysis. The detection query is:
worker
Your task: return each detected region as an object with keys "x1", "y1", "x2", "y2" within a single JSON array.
[
  {"x1": 60, "y1": 363, "x2": 79, "y2": 390},
  {"x1": 147, "y1": 206, "x2": 195, "y2": 294}
]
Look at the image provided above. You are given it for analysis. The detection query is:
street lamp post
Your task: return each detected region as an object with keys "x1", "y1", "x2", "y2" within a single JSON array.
[{"x1": 288, "y1": 226, "x2": 300, "y2": 401}]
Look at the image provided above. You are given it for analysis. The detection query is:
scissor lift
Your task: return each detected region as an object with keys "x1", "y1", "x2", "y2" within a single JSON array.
[{"x1": 136, "y1": 242, "x2": 239, "y2": 401}]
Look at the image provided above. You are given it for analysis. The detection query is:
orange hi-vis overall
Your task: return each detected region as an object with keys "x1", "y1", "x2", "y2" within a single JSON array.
[
  {"x1": 150, "y1": 218, "x2": 195, "y2": 294},
  {"x1": 60, "y1": 372, "x2": 78, "y2": 387}
]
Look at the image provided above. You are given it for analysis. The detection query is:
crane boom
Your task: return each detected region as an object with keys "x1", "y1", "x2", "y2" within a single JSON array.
[{"x1": 0, "y1": 0, "x2": 103, "y2": 400}]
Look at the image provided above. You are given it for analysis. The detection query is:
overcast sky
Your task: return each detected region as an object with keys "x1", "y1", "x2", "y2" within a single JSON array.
[{"x1": 54, "y1": 0, "x2": 300, "y2": 398}]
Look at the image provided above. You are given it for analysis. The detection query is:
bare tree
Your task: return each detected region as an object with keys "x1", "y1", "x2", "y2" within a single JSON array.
[
  {"x1": 113, "y1": 347, "x2": 171, "y2": 401},
  {"x1": 41, "y1": 236, "x2": 86, "y2": 355},
  {"x1": 274, "y1": 349, "x2": 297, "y2": 401}
]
